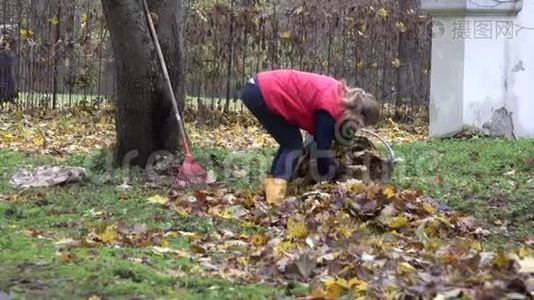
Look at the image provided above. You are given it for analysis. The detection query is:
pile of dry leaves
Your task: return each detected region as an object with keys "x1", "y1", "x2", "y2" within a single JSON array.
[{"x1": 152, "y1": 181, "x2": 532, "y2": 299}]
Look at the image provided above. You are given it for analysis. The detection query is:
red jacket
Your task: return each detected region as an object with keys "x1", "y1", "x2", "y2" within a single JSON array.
[{"x1": 256, "y1": 70, "x2": 345, "y2": 134}]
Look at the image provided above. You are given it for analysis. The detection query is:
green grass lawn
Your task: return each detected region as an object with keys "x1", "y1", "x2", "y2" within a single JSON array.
[
  {"x1": 13, "y1": 92, "x2": 245, "y2": 112},
  {"x1": 0, "y1": 138, "x2": 533, "y2": 299},
  {"x1": 393, "y1": 138, "x2": 534, "y2": 247},
  {"x1": 16, "y1": 92, "x2": 109, "y2": 107}
]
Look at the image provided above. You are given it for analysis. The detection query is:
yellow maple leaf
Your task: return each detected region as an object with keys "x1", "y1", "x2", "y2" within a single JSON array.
[
  {"x1": 422, "y1": 203, "x2": 437, "y2": 214},
  {"x1": 147, "y1": 195, "x2": 168, "y2": 205},
  {"x1": 398, "y1": 262, "x2": 416, "y2": 274},
  {"x1": 294, "y1": 6, "x2": 305, "y2": 15},
  {"x1": 287, "y1": 218, "x2": 308, "y2": 240},
  {"x1": 349, "y1": 277, "x2": 367, "y2": 289},
  {"x1": 99, "y1": 225, "x2": 118, "y2": 244},
  {"x1": 49, "y1": 15, "x2": 60, "y2": 25},
  {"x1": 274, "y1": 241, "x2": 294, "y2": 256},
  {"x1": 493, "y1": 250, "x2": 510, "y2": 269},
  {"x1": 336, "y1": 225, "x2": 354, "y2": 239},
  {"x1": 376, "y1": 8, "x2": 388, "y2": 19},
  {"x1": 175, "y1": 206, "x2": 189, "y2": 216},
  {"x1": 435, "y1": 215, "x2": 454, "y2": 228},
  {"x1": 348, "y1": 181, "x2": 364, "y2": 193},
  {"x1": 238, "y1": 257, "x2": 249, "y2": 266},
  {"x1": 33, "y1": 136, "x2": 45, "y2": 147},
  {"x1": 383, "y1": 185, "x2": 396, "y2": 199},
  {"x1": 279, "y1": 31, "x2": 291, "y2": 40},
  {"x1": 20, "y1": 28, "x2": 35, "y2": 39},
  {"x1": 470, "y1": 241, "x2": 482, "y2": 252},
  {"x1": 80, "y1": 13, "x2": 88, "y2": 25},
  {"x1": 251, "y1": 234, "x2": 268, "y2": 247},
  {"x1": 518, "y1": 245, "x2": 533, "y2": 259},
  {"x1": 324, "y1": 277, "x2": 345, "y2": 299},
  {"x1": 426, "y1": 238, "x2": 442, "y2": 251},
  {"x1": 336, "y1": 278, "x2": 350, "y2": 289},
  {"x1": 349, "y1": 277, "x2": 368, "y2": 296},
  {"x1": 395, "y1": 21, "x2": 407, "y2": 32},
  {"x1": 308, "y1": 288, "x2": 327, "y2": 299},
  {"x1": 0, "y1": 132, "x2": 13, "y2": 141},
  {"x1": 386, "y1": 215, "x2": 408, "y2": 229},
  {"x1": 392, "y1": 58, "x2": 401, "y2": 68}
]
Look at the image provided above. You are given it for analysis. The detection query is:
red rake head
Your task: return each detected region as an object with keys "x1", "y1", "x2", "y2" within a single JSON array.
[{"x1": 172, "y1": 154, "x2": 207, "y2": 189}]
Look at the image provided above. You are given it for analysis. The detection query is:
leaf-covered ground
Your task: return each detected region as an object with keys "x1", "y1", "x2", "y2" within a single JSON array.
[
  {"x1": 0, "y1": 108, "x2": 533, "y2": 299},
  {"x1": 0, "y1": 105, "x2": 427, "y2": 154}
]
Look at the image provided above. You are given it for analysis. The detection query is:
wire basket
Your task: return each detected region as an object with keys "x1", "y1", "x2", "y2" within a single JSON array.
[{"x1": 293, "y1": 129, "x2": 395, "y2": 185}]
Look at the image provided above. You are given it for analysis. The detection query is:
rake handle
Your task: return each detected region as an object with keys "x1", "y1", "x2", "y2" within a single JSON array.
[{"x1": 142, "y1": 0, "x2": 191, "y2": 155}]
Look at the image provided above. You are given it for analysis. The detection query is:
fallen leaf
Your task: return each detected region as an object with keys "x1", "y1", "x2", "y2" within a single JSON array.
[
  {"x1": 348, "y1": 277, "x2": 368, "y2": 295},
  {"x1": 251, "y1": 234, "x2": 268, "y2": 247},
  {"x1": 395, "y1": 21, "x2": 407, "y2": 32},
  {"x1": 323, "y1": 277, "x2": 344, "y2": 299},
  {"x1": 116, "y1": 182, "x2": 132, "y2": 192},
  {"x1": 205, "y1": 170, "x2": 217, "y2": 184},
  {"x1": 518, "y1": 246, "x2": 533, "y2": 259},
  {"x1": 376, "y1": 8, "x2": 388, "y2": 19},
  {"x1": 392, "y1": 58, "x2": 401, "y2": 68},
  {"x1": 398, "y1": 262, "x2": 416, "y2": 274},
  {"x1": 383, "y1": 185, "x2": 396, "y2": 199},
  {"x1": 434, "y1": 288, "x2": 463, "y2": 300},
  {"x1": 147, "y1": 195, "x2": 168, "y2": 205},
  {"x1": 152, "y1": 246, "x2": 188, "y2": 257},
  {"x1": 361, "y1": 252, "x2": 375, "y2": 263},
  {"x1": 422, "y1": 203, "x2": 437, "y2": 214},
  {"x1": 294, "y1": 253, "x2": 316, "y2": 279},
  {"x1": 279, "y1": 31, "x2": 291, "y2": 39},
  {"x1": 276, "y1": 257, "x2": 291, "y2": 273},
  {"x1": 493, "y1": 250, "x2": 511, "y2": 269},
  {"x1": 99, "y1": 225, "x2": 118, "y2": 244},
  {"x1": 386, "y1": 215, "x2": 409, "y2": 229},
  {"x1": 200, "y1": 261, "x2": 219, "y2": 272},
  {"x1": 287, "y1": 218, "x2": 308, "y2": 240},
  {"x1": 504, "y1": 169, "x2": 516, "y2": 176},
  {"x1": 517, "y1": 257, "x2": 534, "y2": 274}
]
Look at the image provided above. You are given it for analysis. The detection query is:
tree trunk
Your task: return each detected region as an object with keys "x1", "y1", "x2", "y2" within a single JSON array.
[
  {"x1": 149, "y1": 0, "x2": 186, "y2": 150},
  {"x1": 101, "y1": 0, "x2": 185, "y2": 167}
]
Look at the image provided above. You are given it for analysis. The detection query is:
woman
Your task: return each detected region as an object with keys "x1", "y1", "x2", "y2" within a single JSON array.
[{"x1": 241, "y1": 69, "x2": 380, "y2": 204}]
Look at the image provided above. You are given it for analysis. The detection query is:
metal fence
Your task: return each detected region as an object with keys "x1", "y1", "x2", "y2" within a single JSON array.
[
  {"x1": 0, "y1": 0, "x2": 114, "y2": 110},
  {"x1": 185, "y1": 0, "x2": 432, "y2": 120},
  {"x1": 0, "y1": 0, "x2": 432, "y2": 121}
]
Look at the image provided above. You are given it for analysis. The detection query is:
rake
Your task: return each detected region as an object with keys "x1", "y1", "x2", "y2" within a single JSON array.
[{"x1": 142, "y1": 0, "x2": 207, "y2": 188}]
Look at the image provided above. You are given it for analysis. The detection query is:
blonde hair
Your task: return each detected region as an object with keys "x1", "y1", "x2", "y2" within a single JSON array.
[{"x1": 342, "y1": 83, "x2": 381, "y2": 127}]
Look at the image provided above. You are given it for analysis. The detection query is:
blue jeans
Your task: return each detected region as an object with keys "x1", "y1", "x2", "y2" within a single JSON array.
[{"x1": 241, "y1": 80, "x2": 303, "y2": 180}]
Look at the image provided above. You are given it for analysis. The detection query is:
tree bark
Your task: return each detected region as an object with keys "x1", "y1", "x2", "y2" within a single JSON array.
[
  {"x1": 149, "y1": 0, "x2": 186, "y2": 151},
  {"x1": 101, "y1": 0, "x2": 185, "y2": 167}
]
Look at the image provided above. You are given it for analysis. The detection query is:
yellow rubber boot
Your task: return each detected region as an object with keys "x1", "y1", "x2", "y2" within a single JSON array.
[{"x1": 263, "y1": 177, "x2": 288, "y2": 205}]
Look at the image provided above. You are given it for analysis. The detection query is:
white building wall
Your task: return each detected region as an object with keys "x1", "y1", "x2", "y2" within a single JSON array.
[{"x1": 423, "y1": 0, "x2": 534, "y2": 138}]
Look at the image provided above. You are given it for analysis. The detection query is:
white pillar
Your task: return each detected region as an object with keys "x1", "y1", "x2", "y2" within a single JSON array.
[{"x1": 421, "y1": 0, "x2": 534, "y2": 138}]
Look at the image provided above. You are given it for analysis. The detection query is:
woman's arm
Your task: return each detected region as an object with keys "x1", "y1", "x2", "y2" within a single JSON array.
[{"x1": 314, "y1": 110, "x2": 337, "y2": 177}]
